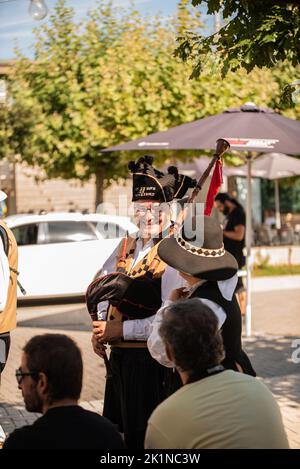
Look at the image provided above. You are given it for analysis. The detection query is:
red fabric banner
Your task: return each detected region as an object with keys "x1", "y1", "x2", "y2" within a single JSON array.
[{"x1": 204, "y1": 159, "x2": 223, "y2": 216}]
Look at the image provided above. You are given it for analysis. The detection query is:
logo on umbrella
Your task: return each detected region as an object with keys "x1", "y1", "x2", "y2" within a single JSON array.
[
  {"x1": 138, "y1": 141, "x2": 169, "y2": 147},
  {"x1": 224, "y1": 138, "x2": 279, "y2": 149}
]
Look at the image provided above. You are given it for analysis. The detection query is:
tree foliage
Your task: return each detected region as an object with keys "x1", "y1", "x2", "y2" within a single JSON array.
[
  {"x1": 176, "y1": 1, "x2": 300, "y2": 79},
  {"x1": 1, "y1": 0, "x2": 206, "y2": 205},
  {"x1": 0, "y1": 0, "x2": 299, "y2": 208}
]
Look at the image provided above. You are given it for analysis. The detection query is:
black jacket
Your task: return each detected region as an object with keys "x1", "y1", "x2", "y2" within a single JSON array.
[
  {"x1": 3, "y1": 405, "x2": 125, "y2": 450},
  {"x1": 191, "y1": 281, "x2": 256, "y2": 376}
]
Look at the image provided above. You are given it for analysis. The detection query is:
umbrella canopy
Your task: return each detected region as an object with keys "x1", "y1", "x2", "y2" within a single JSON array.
[
  {"x1": 226, "y1": 153, "x2": 300, "y2": 179},
  {"x1": 105, "y1": 103, "x2": 300, "y2": 154}
]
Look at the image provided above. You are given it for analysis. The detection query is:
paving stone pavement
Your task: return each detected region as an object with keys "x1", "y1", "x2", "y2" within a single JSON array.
[{"x1": 0, "y1": 288, "x2": 299, "y2": 448}]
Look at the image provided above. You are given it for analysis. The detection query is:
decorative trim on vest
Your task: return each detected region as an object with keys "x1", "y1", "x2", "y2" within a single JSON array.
[{"x1": 107, "y1": 237, "x2": 166, "y2": 347}]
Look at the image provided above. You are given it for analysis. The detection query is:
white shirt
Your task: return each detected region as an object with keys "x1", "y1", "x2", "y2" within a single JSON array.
[
  {"x1": 0, "y1": 238, "x2": 10, "y2": 312},
  {"x1": 147, "y1": 298, "x2": 226, "y2": 368},
  {"x1": 147, "y1": 275, "x2": 238, "y2": 367},
  {"x1": 96, "y1": 239, "x2": 185, "y2": 340}
]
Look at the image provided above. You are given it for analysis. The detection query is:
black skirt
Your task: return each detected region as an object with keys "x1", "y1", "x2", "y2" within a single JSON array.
[{"x1": 103, "y1": 347, "x2": 176, "y2": 449}]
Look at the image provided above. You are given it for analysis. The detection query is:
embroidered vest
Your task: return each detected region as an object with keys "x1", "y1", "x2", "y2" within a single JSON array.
[{"x1": 108, "y1": 236, "x2": 166, "y2": 347}]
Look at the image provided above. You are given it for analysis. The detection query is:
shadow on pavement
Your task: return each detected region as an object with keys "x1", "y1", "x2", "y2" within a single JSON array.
[
  {"x1": 244, "y1": 335, "x2": 300, "y2": 404},
  {"x1": 18, "y1": 296, "x2": 85, "y2": 307},
  {"x1": 18, "y1": 306, "x2": 91, "y2": 331}
]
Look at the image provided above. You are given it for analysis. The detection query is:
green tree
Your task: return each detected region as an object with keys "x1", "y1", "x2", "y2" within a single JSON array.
[
  {"x1": 1, "y1": 0, "x2": 300, "y2": 212},
  {"x1": 0, "y1": 0, "x2": 205, "y2": 206},
  {"x1": 175, "y1": 0, "x2": 203, "y2": 36},
  {"x1": 176, "y1": 1, "x2": 300, "y2": 80},
  {"x1": 1, "y1": 0, "x2": 205, "y2": 205}
]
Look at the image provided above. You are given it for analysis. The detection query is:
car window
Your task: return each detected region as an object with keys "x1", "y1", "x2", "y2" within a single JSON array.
[
  {"x1": 12, "y1": 223, "x2": 39, "y2": 246},
  {"x1": 39, "y1": 221, "x2": 97, "y2": 244},
  {"x1": 92, "y1": 221, "x2": 126, "y2": 239}
]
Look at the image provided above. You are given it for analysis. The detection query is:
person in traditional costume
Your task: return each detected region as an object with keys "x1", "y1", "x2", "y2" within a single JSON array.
[
  {"x1": 148, "y1": 214, "x2": 256, "y2": 376},
  {"x1": 88, "y1": 155, "x2": 195, "y2": 449}
]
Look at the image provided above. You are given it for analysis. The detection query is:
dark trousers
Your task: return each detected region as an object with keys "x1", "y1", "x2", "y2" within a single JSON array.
[
  {"x1": 0, "y1": 332, "x2": 11, "y2": 374},
  {"x1": 103, "y1": 347, "x2": 176, "y2": 449}
]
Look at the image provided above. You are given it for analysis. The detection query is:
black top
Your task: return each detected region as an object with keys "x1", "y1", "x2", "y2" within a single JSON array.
[
  {"x1": 223, "y1": 205, "x2": 246, "y2": 268},
  {"x1": 191, "y1": 281, "x2": 256, "y2": 376},
  {"x1": 3, "y1": 406, "x2": 125, "y2": 450}
]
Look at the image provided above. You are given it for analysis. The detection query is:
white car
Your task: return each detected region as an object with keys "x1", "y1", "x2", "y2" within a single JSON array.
[{"x1": 4, "y1": 212, "x2": 137, "y2": 299}]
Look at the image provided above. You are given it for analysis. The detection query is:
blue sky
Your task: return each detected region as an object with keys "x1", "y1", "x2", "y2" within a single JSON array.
[{"x1": 0, "y1": 0, "x2": 186, "y2": 59}]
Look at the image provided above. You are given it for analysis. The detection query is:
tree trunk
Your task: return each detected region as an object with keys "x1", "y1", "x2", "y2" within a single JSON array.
[{"x1": 95, "y1": 168, "x2": 105, "y2": 211}]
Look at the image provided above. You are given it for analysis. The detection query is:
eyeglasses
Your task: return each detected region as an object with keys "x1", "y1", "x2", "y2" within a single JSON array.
[
  {"x1": 15, "y1": 367, "x2": 40, "y2": 385},
  {"x1": 134, "y1": 203, "x2": 170, "y2": 216}
]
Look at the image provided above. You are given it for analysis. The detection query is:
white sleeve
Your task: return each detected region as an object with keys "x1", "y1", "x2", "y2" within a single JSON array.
[
  {"x1": 161, "y1": 265, "x2": 186, "y2": 304},
  {"x1": 0, "y1": 239, "x2": 10, "y2": 312},
  {"x1": 147, "y1": 298, "x2": 226, "y2": 368},
  {"x1": 147, "y1": 301, "x2": 175, "y2": 368},
  {"x1": 145, "y1": 266, "x2": 185, "y2": 365},
  {"x1": 123, "y1": 314, "x2": 155, "y2": 341},
  {"x1": 200, "y1": 298, "x2": 226, "y2": 328},
  {"x1": 122, "y1": 266, "x2": 185, "y2": 341}
]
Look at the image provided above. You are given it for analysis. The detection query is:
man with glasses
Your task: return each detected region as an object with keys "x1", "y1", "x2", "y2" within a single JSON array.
[
  {"x1": 91, "y1": 155, "x2": 195, "y2": 448},
  {"x1": 3, "y1": 334, "x2": 124, "y2": 449}
]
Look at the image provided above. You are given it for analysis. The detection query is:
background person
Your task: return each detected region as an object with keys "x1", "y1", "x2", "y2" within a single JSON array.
[
  {"x1": 0, "y1": 190, "x2": 18, "y2": 383},
  {"x1": 148, "y1": 215, "x2": 255, "y2": 376},
  {"x1": 264, "y1": 209, "x2": 276, "y2": 228},
  {"x1": 145, "y1": 299, "x2": 289, "y2": 449},
  {"x1": 3, "y1": 334, "x2": 124, "y2": 449},
  {"x1": 214, "y1": 193, "x2": 246, "y2": 315}
]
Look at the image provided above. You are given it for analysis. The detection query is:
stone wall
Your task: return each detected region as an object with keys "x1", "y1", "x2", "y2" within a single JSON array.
[{"x1": 14, "y1": 164, "x2": 132, "y2": 215}]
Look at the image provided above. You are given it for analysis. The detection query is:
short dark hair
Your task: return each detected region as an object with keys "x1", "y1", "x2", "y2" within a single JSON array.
[
  {"x1": 23, "y1": 334, "x2": 83, "y2": 404},
  {"x1": 215, "y1": 192, "x2": 244, "y2": 210},
  {"x1": 215, "y1": 192, "x2": 232, "y2": 204},
  {"x1": 159, "y1": 299, "x2": 224, "y2": 381}
]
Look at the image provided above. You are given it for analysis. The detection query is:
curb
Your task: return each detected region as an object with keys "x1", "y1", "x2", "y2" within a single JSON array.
[{"x1": 251, "y1": 275, "x2": 300, "y2": 292}]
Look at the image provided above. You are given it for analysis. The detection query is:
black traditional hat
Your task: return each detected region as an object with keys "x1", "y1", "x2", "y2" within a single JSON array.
[
  {"x1": 128, "y1": 155, "x2": 196, "y2": 202},
  {"x1": 86, "y1": 272, "x2": 162, "y2": 320},
  {"x1": 158, "y1": 215, "x2": 238, "y2": 281},
  {"x1": 168, "y1": 166, "x2": 196, "y2": 199}
]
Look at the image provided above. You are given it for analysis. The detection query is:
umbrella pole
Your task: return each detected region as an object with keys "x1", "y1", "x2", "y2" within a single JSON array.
[
  {"x1": 245, "y1": 153, "x2": 252, "y2": 337},
  {"x1": 274, "y1": 179, "x2": 281, "y2": 230}
]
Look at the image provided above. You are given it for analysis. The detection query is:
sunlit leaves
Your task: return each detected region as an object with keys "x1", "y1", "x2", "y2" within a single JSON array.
[
  {"x1": 1, "y1": 0, "x2": 300, "y2": 208},
  {"x1": 177, "y1": 1, "x2": 300, "y2": 80}
]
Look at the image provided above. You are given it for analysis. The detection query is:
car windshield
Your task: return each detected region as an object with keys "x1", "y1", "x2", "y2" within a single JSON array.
[
  {"x1": 12, "y1": 223, "x2": 39, "y2": 246},
  {"x1": 40, "y1": 221, "x2": 97, "y2": 243},
  {"x1": 91, "y1": 221, "x2": 126, "y2": 239}
]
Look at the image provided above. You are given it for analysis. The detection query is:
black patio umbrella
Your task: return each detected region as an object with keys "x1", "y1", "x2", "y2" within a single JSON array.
[
  {"x1": 105, "y1": 102, "x2": 300, "y2": 154},
  {"x1": 105, "y1": 102, "x2": 300, "y2": 336}
]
